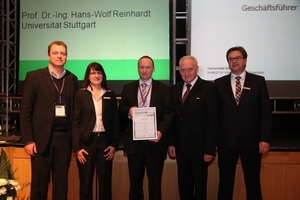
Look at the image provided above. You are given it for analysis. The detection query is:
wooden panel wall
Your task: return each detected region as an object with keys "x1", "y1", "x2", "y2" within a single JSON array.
[{"x1": 3, "y1": 147, "x2": 300, "y2": 200}]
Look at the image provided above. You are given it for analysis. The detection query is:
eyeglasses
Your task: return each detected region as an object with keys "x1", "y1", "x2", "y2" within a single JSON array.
[
  {"x1": 179, "y1": 67, "x2": 195, "y2": 74},
  {"x1": 228, "y1": 56, "x2": 244, "y2": 62},
  {"x1": 90, "y1": 71, "x2": 102, "y2": 76}
]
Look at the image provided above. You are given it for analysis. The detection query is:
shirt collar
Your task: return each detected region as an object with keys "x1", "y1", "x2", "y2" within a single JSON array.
[
  {"x1": 86, "y1": 86, "x2": 107, "y2": 95},
  {"x1": 231, "y1": 70, "x2": 246, "y2": 81},
  {"x1": 139, "y1": 78, "x2": 152, "y2": 86},
  {"x1": 184, "y1": 76, "x2": 198, "y2": 88},
  {"x1": 48, "y1": 66, "x2": 66, "y2": 79}
]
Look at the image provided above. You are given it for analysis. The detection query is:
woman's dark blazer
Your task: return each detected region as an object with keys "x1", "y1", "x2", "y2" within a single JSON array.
[{"x1": 72, "y1": 89, "x2": 120, "y2": 152}]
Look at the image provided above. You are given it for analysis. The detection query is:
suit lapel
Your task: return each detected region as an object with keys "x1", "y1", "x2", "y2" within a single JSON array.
[
  {"x1": 177, "y1": 82, "x2": 184, "y2": 99},
  {"x1": 182, "y1": 77, "x2": 202, "y2": 105},
  {"x1": 101, "y1": 91, "x2": 110, "y2": 114},
  {"x1": 132, "y1": 81, "x2": 139, "y2": 106},
  {"x1": 86, "y1": 90, "x2": 95, "y2": 112},
  {"x1": 188, "y1": 78, "x2": 202, "y2": 97},
  {"x1": 224, "y1": 74, "x2": 236, "y2": 105},
  {"x1": 41, "y1": 68, "x2": 56, "y2": 96},
  {"x1": 64, "y1": 71, "x2": 73, "y2": 98},
  {"x1": 150, "y1": 80, "x2": 158, "y2": 107},
  {"x1": 239, "y1": 72, "x2": 252, "y2": 104},
  {"x1": 173, "y1": 82, "x2": 184, "y2": 109}
]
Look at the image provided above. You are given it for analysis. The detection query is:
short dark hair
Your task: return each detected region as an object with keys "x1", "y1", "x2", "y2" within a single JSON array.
[
  {"x1": 82, "y1": 62, "x2": 110, "y2": 90},
  {"x1": 137, "y1": 55, "x2": 155, "y2": 67},
  {"x1": 226, "y1": 46, "x2": 248, "y2": 61}
]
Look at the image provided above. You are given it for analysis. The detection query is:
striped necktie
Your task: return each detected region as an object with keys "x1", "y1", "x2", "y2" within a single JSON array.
[
  {"x1": 235, "y1": 76, "x2": 241, "y2": 104},
  {"x1": 139, "y1": 83, "x2": 148, "y2": 107}
]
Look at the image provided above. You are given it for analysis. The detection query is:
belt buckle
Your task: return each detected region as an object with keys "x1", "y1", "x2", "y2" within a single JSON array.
[{"x1": 92, "y1": 132, "x2": 101, "y2": 137}]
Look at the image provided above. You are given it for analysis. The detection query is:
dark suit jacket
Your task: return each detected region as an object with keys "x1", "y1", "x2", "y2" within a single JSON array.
[
  {"x1": 72, "y1": 89, "x2": 120, "y2": 152},
  {"x1": 215, "y1": 72, "x2": 272, "y2": 149},
  {"x1": 119, "y1": 80, "x2": 173, "y2": 160},
  {"x1": 20, "y1": 67, "x2": 78, "y2": 153},
  {"x1": 169, "y1": 76, "x2": 218, "y2": 157}
]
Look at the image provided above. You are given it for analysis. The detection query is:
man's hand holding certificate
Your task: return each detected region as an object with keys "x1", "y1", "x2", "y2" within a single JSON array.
[{"x1": 132, "y1": 107, "x2": 157, "y2": 140}]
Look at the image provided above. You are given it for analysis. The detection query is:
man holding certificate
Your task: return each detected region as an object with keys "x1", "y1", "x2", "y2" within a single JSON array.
[{"x1": 119, "y1": 55, "x2": 173, "y2": 200}]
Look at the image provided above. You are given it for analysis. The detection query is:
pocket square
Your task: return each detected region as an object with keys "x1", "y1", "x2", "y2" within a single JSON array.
[
  {"x1": 196, "y1": 97, "x2": 200, "y2": 99},
  {"x1": 103, "y1": 97, "x2": 111, "y2": 99}
]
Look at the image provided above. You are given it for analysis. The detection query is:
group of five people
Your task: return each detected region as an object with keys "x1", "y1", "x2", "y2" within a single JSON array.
[{"x1": 20, "y1": 40, "x2": 272, "y2": 200}]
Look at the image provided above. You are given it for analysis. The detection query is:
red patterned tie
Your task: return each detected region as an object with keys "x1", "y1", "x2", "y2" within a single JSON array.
[
  {"x1": 182, "y1": 84, "x2": 191, "y2": 105},
  {"x1": 235, "y1": 76, "x2": 241, "y2": 104}
]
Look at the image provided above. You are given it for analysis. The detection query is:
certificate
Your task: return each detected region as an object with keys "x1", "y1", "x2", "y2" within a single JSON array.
[{"x1": 133, "y1": 107, "x2": 157, "y2": 140}]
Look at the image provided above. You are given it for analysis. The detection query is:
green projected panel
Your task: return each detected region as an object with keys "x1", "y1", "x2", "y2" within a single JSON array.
[
  {"x1": 19, "y1": 59, "x2": 170, "y2": 81},
  {"x1": 19, "y1": 0, "x2": 171, "y2": 82}
]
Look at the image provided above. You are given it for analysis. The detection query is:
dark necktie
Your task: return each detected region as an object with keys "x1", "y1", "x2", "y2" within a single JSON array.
[
  {"x1": 182, "y1": 83, "x2": 191, "y2": 105},
  {"x1": 235, "y1": 76, "x2": 241, "y2": 104}
]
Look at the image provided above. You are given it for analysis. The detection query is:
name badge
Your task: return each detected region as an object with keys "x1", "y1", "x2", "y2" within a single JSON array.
[{"x1": 55, "y1": 105, "x2": 66, "y2": 117}]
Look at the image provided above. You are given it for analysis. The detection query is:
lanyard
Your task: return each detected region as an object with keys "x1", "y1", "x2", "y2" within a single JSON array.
[{"x1": 50, "y1": 76, "x2": 65, "y2": 104}]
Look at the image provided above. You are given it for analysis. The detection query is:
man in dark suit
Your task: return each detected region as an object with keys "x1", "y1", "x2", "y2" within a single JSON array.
[
  {"x1": 119, "y1": 55, "x2": 173, "y2": 200},
  {"x1": 168, "y1": 55, "x2": 218, "y2": 199},
  {"x1": 20, "y1": 41, "x2": 78, "y2": 200},
  {"x1": 215, "y1": 46, "x2": 272, "y2": 200}
]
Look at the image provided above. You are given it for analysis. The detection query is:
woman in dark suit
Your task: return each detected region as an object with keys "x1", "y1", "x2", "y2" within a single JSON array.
[{"x1": 72, "y1": 62, "x2": 119, "y2": 200}]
